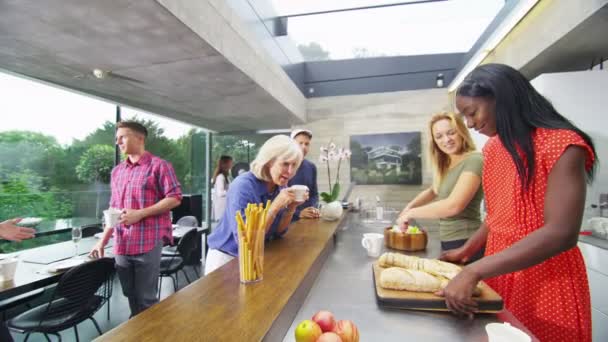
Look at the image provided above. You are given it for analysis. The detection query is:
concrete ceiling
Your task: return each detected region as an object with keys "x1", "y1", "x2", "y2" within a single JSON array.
[
  {"x1": 0, "y1": 0, "x2": 305, "y2": 132},
  {"x1": 522, "y1": 3, "x2": 608, "y2": 79}
]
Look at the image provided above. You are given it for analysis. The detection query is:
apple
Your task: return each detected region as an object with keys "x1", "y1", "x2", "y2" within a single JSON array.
[
  {"x1": 316, "y1": 332, "x2": 343, "y2": 342},
  {"x1": 311, "y1": 310, "x2": 336, "y2": 332},
  {"x1": 295, "y1": 319, "x2": 322, "y2": 342},
  {"x1": 333, "y1": 320, "x2": 359, "y2": 342}
]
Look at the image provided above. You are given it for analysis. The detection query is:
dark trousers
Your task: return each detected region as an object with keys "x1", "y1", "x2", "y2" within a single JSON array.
[
  {"x1": 1, "y1": 321, "x2": 13, "y2": 342},
  {"x1": 114, "y1": 242, "x2": 163, "y2": 317},
  {"x1": 441, "y1": 239, "x2": 485, "y2": 264}
]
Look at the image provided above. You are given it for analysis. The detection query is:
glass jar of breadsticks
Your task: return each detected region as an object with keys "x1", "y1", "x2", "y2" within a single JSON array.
[{"x1": 235, "y1": 201, "x2": 270, "y2": 284}]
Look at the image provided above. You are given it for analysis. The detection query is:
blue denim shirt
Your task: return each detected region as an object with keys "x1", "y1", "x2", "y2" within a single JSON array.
[
  {"x1": 288, "y1": 159, "x2": 319, "y2": 221},
  {"x1": 207, "y1": 171, "x2": 288, "y2": 256}
]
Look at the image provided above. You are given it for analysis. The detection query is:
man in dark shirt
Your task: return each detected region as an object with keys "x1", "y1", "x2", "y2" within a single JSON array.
[{"x1": 288, "y1": 129, "x2": 319, "y2": 220}]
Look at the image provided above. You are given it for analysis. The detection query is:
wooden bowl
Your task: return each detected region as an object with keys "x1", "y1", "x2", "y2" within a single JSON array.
[{"x1": 384, "y1": 227, "x2": 428, "y2": 251}]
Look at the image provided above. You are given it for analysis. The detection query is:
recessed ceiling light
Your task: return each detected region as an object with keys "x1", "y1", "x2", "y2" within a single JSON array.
[{"x1": 436, "y1": 73, "x2": 444, "y2": 88}]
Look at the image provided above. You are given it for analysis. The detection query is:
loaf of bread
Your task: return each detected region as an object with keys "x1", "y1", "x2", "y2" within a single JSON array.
[
  {"x1": 378, "y1": 253, "x2": 482, "y2": 295},
  {"x1": 379, "y1": 267, "x2": 482, "y2": 296},
  {"x1": 378, "y1": 252, "x2": 462, "y2": 276},
  {"x1": 380, "y1": 267, "x2": 447, "y2": 292}
]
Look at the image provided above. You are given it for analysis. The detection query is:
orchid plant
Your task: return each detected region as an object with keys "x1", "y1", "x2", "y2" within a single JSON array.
[{"x1": 319, "y1": 142, "x2": 352, "y2": 203}]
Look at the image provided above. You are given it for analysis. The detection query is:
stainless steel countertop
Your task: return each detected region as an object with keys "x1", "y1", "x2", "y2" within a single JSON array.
[
  {"x1": 282, "y1": 213, "x2": 534, "y2": 342},
  {"x1": 579, "y1": 234, "x2": 608, "y2": 250}
]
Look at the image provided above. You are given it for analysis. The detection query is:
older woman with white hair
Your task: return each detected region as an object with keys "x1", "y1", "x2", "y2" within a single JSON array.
[{"x1": 205, "y1": 135, "x2": 306, "y2": 274}]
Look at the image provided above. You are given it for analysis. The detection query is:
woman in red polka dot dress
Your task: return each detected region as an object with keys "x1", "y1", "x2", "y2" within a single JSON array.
[{"x1": 439, "y1": 63, "x2": 596, "y2": 342}]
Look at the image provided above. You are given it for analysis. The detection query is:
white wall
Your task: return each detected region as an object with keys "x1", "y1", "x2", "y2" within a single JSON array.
[{"x1": 531, "y1": 70, "x2": 608, "y2": 220}]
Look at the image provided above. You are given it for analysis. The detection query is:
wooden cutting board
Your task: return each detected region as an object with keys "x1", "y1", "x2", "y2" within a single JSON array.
[{"x1": 372, "y1": 262, "x2": 504, "y2": 313}]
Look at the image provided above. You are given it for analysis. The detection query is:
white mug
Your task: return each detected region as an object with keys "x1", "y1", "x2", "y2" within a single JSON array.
[
  {"x1": 361, "y1": 233, "x2": 384, "y2": 257},
  {"x1": 291, "y1": 185, "x2": 309, "y2": 202},
  {"x1": 0, "y1": 257, "x2": 19, "y2": 282},
  {"x1": 103, "y1": 207, "x2": 122, "y2": 228}
]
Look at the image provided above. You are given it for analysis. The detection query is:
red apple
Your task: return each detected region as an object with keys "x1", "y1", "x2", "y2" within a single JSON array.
[
  {"x1": 295, "y1": 319, "x2": 322, "y2": 342},
  {"x1": 333, "y1": 320, "x2": 359, "y2": 342},
  {"x1": 311, "y1": 310, "x2": 336, "y2": 332},
  {"x1": 316, "y1": 332, "x2": 343, "y2": 342}
]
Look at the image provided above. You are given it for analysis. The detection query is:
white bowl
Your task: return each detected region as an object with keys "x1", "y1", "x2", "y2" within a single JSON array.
[{"x1": 486, "y1": 323, "x2": 531, "y2": 342}]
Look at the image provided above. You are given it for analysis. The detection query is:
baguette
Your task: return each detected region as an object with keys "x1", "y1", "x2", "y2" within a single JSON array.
[
  {"x1": 379, "y1": 267, "x2": 482, "y2": 296},
  {"x1": 378, "y1": 252, "x2": 462, "y2": 275},
  {"x1": 379, "y1": 267, "x2": 447, "y2": 292},
  {"x1": 378, "y1": 253, "x2": 483, "y2": 296}
]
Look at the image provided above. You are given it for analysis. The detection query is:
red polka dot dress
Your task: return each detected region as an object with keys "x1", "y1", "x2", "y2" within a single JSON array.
[{"x1": 482, "y1": 128, "x2": 593, "y2": 342}]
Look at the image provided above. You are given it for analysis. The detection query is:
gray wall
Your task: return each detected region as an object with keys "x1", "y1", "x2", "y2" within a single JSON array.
[{"x1": 297, "y1": 88, "x2": 452, "y2": 230}]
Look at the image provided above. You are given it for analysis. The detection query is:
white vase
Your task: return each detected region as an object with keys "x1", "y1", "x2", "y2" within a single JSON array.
[{"x1": 320, "y1": 201, "x2": 343, "y2": 221}]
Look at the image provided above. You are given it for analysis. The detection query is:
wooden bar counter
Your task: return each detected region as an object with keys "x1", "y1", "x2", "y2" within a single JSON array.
[{"x1": 96, "y1": 215, "x2": 345, "y2": 342}]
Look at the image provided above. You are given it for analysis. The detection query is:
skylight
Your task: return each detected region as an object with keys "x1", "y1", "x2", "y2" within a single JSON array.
[{"x1": 271, "y1": 0, "x2": 504, "y2": 61}]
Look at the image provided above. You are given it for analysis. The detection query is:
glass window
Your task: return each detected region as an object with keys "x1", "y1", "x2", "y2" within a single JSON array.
[
  {"x1": 278, "y1": 0, "x2": 504, "y2": 61},
  {"x1": 212, "y1": 133, "x2": 280, "y2": 179},
  {"x1": 270, "y1": 0, "x2": 413, "y2": 16},
  {"x1": 120, "y1": 107, "x2": 209, "y2": 224},
  {"x1": 1, "y1": 74, "x2": 212, "y2": 253},
  {"x1": 210, "y1": 133, "x2": 282, "y2": 221},
  {"x1": 0, "y1": 72, "x2": 115, "y2": 253},
  {"x1": 213, "y1": 135, "x2": 260, "y2": 171}
]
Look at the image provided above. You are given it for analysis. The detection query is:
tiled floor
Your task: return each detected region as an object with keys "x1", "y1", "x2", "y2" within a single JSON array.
[{"x1": 8, "y1": 265, "x2": 202, "y2": 342}]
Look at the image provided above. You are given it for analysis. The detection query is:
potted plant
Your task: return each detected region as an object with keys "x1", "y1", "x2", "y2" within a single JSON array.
[{"x1": 318, "y1": 142, "x2": 351, "y2": 220}]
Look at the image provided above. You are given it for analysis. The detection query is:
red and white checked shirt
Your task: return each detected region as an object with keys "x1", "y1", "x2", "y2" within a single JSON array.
[{"x1": 109, "y1": 151, "x2": 182, "y2": 255}]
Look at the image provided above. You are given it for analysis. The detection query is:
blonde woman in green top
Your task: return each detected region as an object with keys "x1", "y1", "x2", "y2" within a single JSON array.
[{"x1": 397, "y1": 112, "x2": 484, "y2": 262}]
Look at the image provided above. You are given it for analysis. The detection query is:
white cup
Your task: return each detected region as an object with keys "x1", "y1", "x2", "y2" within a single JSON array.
[
  {"x1": 103, "y1": 208, "x2": 122, "y2": 228},
  {"x1": 361, "y1": 233, "x2": 384, "y2": 257},
  {"x1": 291, "y1": 185, "x2": 309, "y2": 202},
  {"x1": 486, "y1": 323, "x2": 531, "y2": 342},
  {"x1": 0, "y1": 257, "x2": 19, "y2": 282}
]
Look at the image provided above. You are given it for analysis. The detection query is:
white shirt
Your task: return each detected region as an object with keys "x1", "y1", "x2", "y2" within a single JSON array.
[{"x1": 212, "y1": 174, "x2": 229, "y2": 221}]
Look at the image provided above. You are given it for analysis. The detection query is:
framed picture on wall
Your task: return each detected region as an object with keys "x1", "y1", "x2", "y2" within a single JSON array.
[{"x1": 350, "y1": 132, "x2": 422, "y2": 185}]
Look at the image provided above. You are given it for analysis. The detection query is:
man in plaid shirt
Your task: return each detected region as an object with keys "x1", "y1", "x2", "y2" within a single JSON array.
[{"x1": 90, "y1": 121, "x2": 182, "y2": 317}]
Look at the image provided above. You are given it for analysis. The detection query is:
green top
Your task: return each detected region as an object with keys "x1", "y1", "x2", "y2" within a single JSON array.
[{"x1": 436, "y1": 152, "x2": 484, "y2": 241}]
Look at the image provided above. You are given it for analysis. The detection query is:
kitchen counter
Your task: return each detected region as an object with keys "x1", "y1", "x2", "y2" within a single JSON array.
[
  {"x1": 96, "y1": 212, "x2": 534, "y2": 341},
  {"x1": 96, "y1": 212, "x2": 344, "y2": 341},
  {"x1": 579, "y1": 234, "x2": 608, "y2": 250},
  {"x1": 283, "y1": 213, "x2": 536, "y2": 342}
]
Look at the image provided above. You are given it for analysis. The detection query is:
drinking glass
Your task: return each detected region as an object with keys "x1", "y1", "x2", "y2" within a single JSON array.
[
  {"x1": 382, "y1": 207, "x2": 398, "y2": 223},
  {"x1": 316, "y1": 202, "x2": 324, "y2": 218},
  {"x1": 72, "y1": 226, "x2": 82, "y2": 258},
  {"x1": 238, "y1": 228, "x2": 265, "y2": 284}
]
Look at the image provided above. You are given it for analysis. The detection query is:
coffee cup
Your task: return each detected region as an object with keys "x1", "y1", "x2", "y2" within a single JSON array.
[
  {"x1": 291, "y1": 185, "x2": 309, "y2": 202},
  {"x1": 0, "y1": 257, "x2": 19, "y2": 282},
  {"x1": 361, "y1": 233, "x2": 384, "y2": 257},
  {"x1": 103, "y1": 207, "x2": 122, "y2": 228}
]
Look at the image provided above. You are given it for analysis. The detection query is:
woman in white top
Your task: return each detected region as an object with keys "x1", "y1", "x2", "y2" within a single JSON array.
[{"x1": 212, "y1": 155, "x2": 233, "y2": 221}]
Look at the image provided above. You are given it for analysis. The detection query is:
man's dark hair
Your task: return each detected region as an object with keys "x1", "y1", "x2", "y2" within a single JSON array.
[{"x1": 117, "y1": 121, "x2": 148, "y2": 138}]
